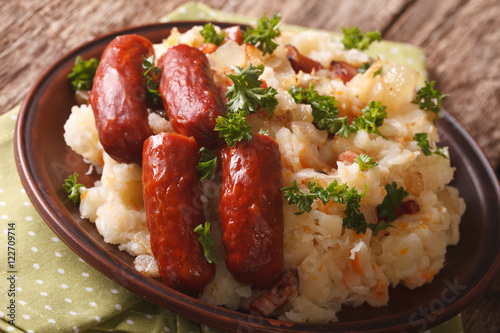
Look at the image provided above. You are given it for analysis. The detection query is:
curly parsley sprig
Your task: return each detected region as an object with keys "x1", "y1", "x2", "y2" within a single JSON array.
[
  {"x1": 283, "y1": 178, "x2": 391, "y2": 234},
  {"x1": 197, "y1": 147, "x2": 218, "y2": 182},
  {"x1": 288, "y1": 84, "x2": 350, "y2": 137},
  {"x1": 67, "y1": 56, "x2": 99, "y2": 91},
  {"x1": 215, "y1": 64, "x2": 278, "y2": 147},
  {"x1": 412, "y1": 80, "x2": 449, "y2": 125},
  {"x1": 377, "y1": 182, "x2": 408, "y2": 223},
  {"x1": 356, "y1": 153, "x2": 378, "y2": 171},
  {"x1": 200, "y1": 23, "x2": 226, "y2": 46},
  {"x1": 142, "y1": 55, "x2": 162, "y2": 105},
  {"x1": 350, "y1": 101, "x2": 388, "y2": 139},
  {"x1": 413, "y1": 133, "x2": 449, "y2": 158},
  {"x1": 341, "y1": 26, "x2": 381, "y2": 50},
  {"x1": 243, "y1": 13, "x2": 282, "y2": 55},
  {"x1": 194, "y1": 222, "x2": 218, "y2": 264},
  {"x1": 62, "y1": 172, "x2": 84, "y2": 205}
]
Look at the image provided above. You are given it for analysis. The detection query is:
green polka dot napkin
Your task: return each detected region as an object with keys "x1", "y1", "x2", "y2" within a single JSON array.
[{"x1": 1, "y1": 2, "x2": 462, "y2": 332}]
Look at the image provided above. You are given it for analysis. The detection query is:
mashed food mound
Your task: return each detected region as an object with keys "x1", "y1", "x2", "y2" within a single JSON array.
[{"x1": 64, "y1": 25, "x2": 465, "y2": 323}]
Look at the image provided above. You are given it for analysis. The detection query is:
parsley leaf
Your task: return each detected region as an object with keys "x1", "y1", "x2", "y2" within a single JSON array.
[
  {"x1": 243, "y1": 13, "x2": 282, "y2": 55},
  {"x1": 413, "y1": 133, "x2": 449, "y2": 158},
  {"x1": 226, "y1": 64, "x2": 278, "y2": 116},
  {"x1": 142, "y1": 55, "x2": 162, "y2": 105},
  {"x1": 350, "y1": 101, "x2": 388, "y2": 139},
  {"x1": 67, "y1": 56, "x2": 99, "y2": 91},
  {"x1": 282, "y1": 178, "x2": 374, "y2": 234},
  {"x1": 356, "y1": 153, "x2": 378, "y2": 171},
  {"x1": 62, "y1": 172, "x2": 84, "y2": 205},
  {"x1": 215, "y1": 111, "x2": 253, "y2": 147},
  {"x1": 194, "y1": 222, "x2": 218, "y2": 264},
  {"x1": 200, "y1": 23, "x2": 226, "y2": 46},
  {"x1": 377, "y1": 182, "x2": 409, "y2": 223},
  {"x1": 197, "y1": 147, "x2": 217, "y2": 182},
  {"x1": 341, "y1": 26, "x2": 381, "y2": 50},
  {"x1": 412, "y1": 81, "x2": 449, "y2": 125},
  {"x1": 288, "y1": 84, "x2": 350, "y2": 137}
]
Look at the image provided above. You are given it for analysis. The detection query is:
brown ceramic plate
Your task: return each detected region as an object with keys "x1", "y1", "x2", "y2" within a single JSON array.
[{"x1": 14, "y1": 21, "x2": 500, "y2": 333}]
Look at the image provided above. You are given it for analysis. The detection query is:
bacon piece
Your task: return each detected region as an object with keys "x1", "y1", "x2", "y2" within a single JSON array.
[
  {"x1": 250, "y1": 270, "x2": 299, "y2": 317},
  {"x1": 337, "y1": 150, "x2": 360, "y2": 165},
  {"x1": 224, "y1": 25, "x2": 244, "y2": 45},
  {"x1": 329, "y1": 61, "x2": 359, "y2": 84},
  {"x1": 394, "y1": 199, "x2": 420, "y2": 217},
  {"x1": 285, "y1": 44, "x2": 323, "y2": 74}
]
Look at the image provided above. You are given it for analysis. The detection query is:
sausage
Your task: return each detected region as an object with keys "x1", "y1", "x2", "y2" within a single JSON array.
[
  {"x1": 285, "y1": 44, "x2": 323, "y2": 74},
  {"x1": 159, "y1": 44, "x2": 224, "y2": 149},
  {"x1": 218, "y1": 133, "x2": 284, "y2": 288},
  {"x1": 142, "y1": 132, "x2": 215, "y2": 298},
  {"x1": 90, "y1": 34, "x2": 154, "y2": 164}
]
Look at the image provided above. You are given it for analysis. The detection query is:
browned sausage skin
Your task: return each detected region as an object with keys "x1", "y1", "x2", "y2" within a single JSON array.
[
  {"x1": 90, "y1": 34, "x2": 154, "y2": 164},
  {"x1": 142, "y1": 132, "x2": 215, "y2": 298},
  {"x1": 218, "y1": 133, "x2": 284, "y2": 289},
  {"x1": 159, "y1": 44, "x2": 224, "y2": 150}
]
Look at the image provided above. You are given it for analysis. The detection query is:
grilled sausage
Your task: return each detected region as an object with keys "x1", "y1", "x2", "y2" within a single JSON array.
[
  {"x1": 90, "y1": 34, "x2": 154, "y2": 164},
  {"x1": 218, "y1": 133, "x2": 284, "y2": 288},
  {"x1": 142, "y1": 132, "x2": 215, "y2": 298},
  {"x1": 159, "y1": 44, "x2": 224, "y2": 150},
  {"x1": 330, "y1": 61, "x2": 359, "y2": 84}
]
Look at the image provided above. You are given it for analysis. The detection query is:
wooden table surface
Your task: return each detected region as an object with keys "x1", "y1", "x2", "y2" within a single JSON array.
[{"x1": 1, "y1": 0, "x2": 499, "y2": 331}]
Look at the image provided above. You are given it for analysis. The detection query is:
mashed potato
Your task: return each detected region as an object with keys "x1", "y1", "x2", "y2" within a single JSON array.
[{"x1": 64, "y1": 26, "x2": 465, "y2": 323}]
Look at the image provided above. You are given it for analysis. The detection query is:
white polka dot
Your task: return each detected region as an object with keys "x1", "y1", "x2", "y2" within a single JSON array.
[
  {"x1": 179, "y1": 7, "x2": 187, "y2": 14},
  {"x1": 1, "y1": 215, "x2": 8, "y2": 219},
  {"x1": 146, "y1": 314, "x2": 153, "y2": 319},
  {"x1": 95, "y1": 316, "x2": 101, "y2": 323},
  {"x1": 52, "y1": 237, "x2": 59, "y2": 242},
  {"x1": 55, "y1": 252, "x2": 62, "y2": 257},
  {"x1": 58, "y1": 268, "x2": 64, "y2": 274},
  {"x1": 110, "y1": 289, "x2": 118, "y2": 294},
  {"x1": 209, "y1": 10, "x2": 217, "y2": 18},
  {"x1": 33, "y1": 263, "x2": 40, "y2": 269},
  {"x1": 36, "y1": 280, "x2": 43, "y2": 284},
  {"x1": 78, "y1": 257, "x2": 85, "y2": 262},
  {"x1": 31, "y1": 247, "x2": 38, "y2": 252},
  {"x1": 61, "y1": 284, "x2": 68, "y2": 289},
  {"x1": 19, "y1": 301, "x2": 26, "y2": 305},
  {"x1": 198, "y1": 12, "x2": 207, "y2": 19},
  {"x1": 65, "y1": 298, "x2": 72, "y2": 303},
  {"x1": 0, "y1": 201, "x2": 5, "y2": 206},
  {"x1": 16, "y1": 287, "x2": 22, "y2": 291},
  {"x1": 406, "y1": 57, "x2": 415, "y2": 65},
  {"x1": 203, "y1": 325, "x2": 211, "y2": 331},
  {"x1": 48, "y1": 319, "x2": 56, "y2": 324},
  {"x1": 0, "y1": 189, "x2": 3, "y2": 193},
  {"x1": 27, "y1": 330, "x2": 34, "y2": 333},
  {"x1": 41, "y1": 292, "x2": 48, "y2": 296},
  {"x1": 23, "y1": 314, "x2": 30, "y2": 320},
  {"x1": 25, "y1": 216, "x2": 33, "y2": 221},
  {"x1": 86, "y1": 287, "x2": 93, "y2": 292},
  {"x1": 28, "y1": 231, "x2": 35, "y2": 236},
  {"x1": 23, "y1": 201, "x2": 30, "y2": 206},
  {"x1": 73, "y1": 327, "x2": 79, "y2": 333},
  {"x1": 69, "y1": 311, "x2": 77, "y2": 315},
  {"x1": 90, "y1": 302, "x2": 97, "y2": 307},
  {"x1": 390, "y1": 46, "x2": 400, "y2": 54},
  {"x1": 127, "y1": 319, "x2": 134, "y2": 325},
  {"x1": 20, "y1": 189, "x2": 26, "y2": 193},
  {"x1": 7, "y1": 326, "x2": 14, "y2": 331},
  {"x1": 82, "y1": 272, "x2": 89, "y2": 277},
  {"x1": 164, "y1": 327, "x2": 171, "y2": 332},
  {"x1": 115, "y1": 304, "x2": 122, "y2": 310},
  {"x1": 0, "y1": 311, "x2": 4, "y2": 318},
  {"x1": 45, "y1": 305, "x2": 52, "y2": 310}
]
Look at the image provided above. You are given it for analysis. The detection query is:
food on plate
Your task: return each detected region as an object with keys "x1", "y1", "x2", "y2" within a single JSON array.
[
  {"x1": 89, "y1": 34, "x2": 155, "y2": 164},
  {"x1": 63, "y1": 15, "x2": 465, "y2": 323}
]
